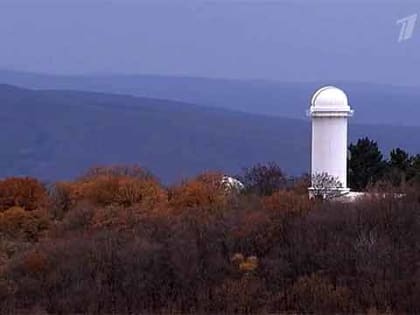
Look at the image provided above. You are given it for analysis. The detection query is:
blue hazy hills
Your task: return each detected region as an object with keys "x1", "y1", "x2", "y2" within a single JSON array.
[
  {"x1": 1, "y1": 70, "x2": 420, "y2": 126},
  {"x1": 0, "y1": 71, "x2": 420, "y2": 182}
]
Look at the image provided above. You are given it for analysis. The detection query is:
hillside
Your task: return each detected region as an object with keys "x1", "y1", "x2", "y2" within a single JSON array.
[
  {"x1": 1, "y1": 70, "x2": 420, "y2": 126},
  {"x1": 0, "y1": 84, "x2": 420, "y2": 183}
]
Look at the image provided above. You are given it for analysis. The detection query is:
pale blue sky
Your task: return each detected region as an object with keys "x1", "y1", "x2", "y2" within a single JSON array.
[{"x1": 0, "y1": 0, "x2": 418, "y2": 85}]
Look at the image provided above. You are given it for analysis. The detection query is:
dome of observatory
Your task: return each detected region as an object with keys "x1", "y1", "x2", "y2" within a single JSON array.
[{"x1": 311, "y1": 86, "x2": 349, "y2": 109}]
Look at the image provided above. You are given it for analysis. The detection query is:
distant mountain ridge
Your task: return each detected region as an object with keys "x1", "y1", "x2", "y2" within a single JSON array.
[
  {"x1": 0, "y1": 70, "x2": 420, "y2": 127},
  {"x1": 0, "y1": 84, "x2": 420, "y2": 183}
]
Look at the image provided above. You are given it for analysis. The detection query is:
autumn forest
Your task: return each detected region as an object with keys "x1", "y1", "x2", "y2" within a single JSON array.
[{"x1": 1, "y1": 138, "x2": 420, "y2": 314}]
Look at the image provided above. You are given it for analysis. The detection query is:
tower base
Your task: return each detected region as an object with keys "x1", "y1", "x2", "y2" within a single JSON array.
[{"x1": 308, "y1": 187, "x2": 350, "y2": 200}]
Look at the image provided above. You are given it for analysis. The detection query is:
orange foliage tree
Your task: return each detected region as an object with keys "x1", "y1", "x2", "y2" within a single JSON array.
[
  {"x1": 262, "y1": 190, "x2": 312, "y2": 214},
  {"x1": 55, "y1": 165, "x2": 167, "y2": 210},
  {"x1": 168, "y1": 172, "x2": 229, "y2": 213},
  {"x1": 0, "y1": 177, "x2": 47, "y2": 212},
  {"x1": 0, "y1": 206, "x2": 49, "y2": 241}
]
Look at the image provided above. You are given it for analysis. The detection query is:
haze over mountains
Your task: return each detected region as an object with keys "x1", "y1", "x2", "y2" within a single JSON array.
[
  {"x1": 0, "y1": 80, "x2": 420, "y2": 183},
  {"x1": 1, "y1": 70, "x2": 420, "y2": 127}
]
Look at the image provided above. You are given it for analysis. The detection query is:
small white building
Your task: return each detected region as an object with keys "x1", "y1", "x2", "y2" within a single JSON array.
[
  {"x1": 308, "y1": 86, "x2": 354, "y2": 197},
  {"x1": 221, "y1": 176, "x2": 245, "y2": 192}
]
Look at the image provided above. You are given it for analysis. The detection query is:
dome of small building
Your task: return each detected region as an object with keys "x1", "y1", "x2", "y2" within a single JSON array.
[
  {"x1": 221, "y1": 176, "x2": 244, "y2": 192},
  {"x1": 311, "y1": 86, "x2": 349, "y2": 109}
]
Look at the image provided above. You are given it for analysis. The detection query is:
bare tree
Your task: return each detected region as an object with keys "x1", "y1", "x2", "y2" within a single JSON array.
[
  {"x1": 240, "y1": 162, "x2": 287, "y2": 196},
  {"x1": 310, "y1": 172, "x2": 344, "y2": 200}
]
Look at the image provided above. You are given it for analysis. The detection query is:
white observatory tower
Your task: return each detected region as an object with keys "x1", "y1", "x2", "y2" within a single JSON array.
[{"x1": 308, "y1": 86, "x2": 353, "y2": 196}]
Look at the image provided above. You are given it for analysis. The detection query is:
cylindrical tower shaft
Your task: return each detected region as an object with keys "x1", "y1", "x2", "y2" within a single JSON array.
[{"x1": 311, "y1": 117, "x2": 348, "y2": 188}]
